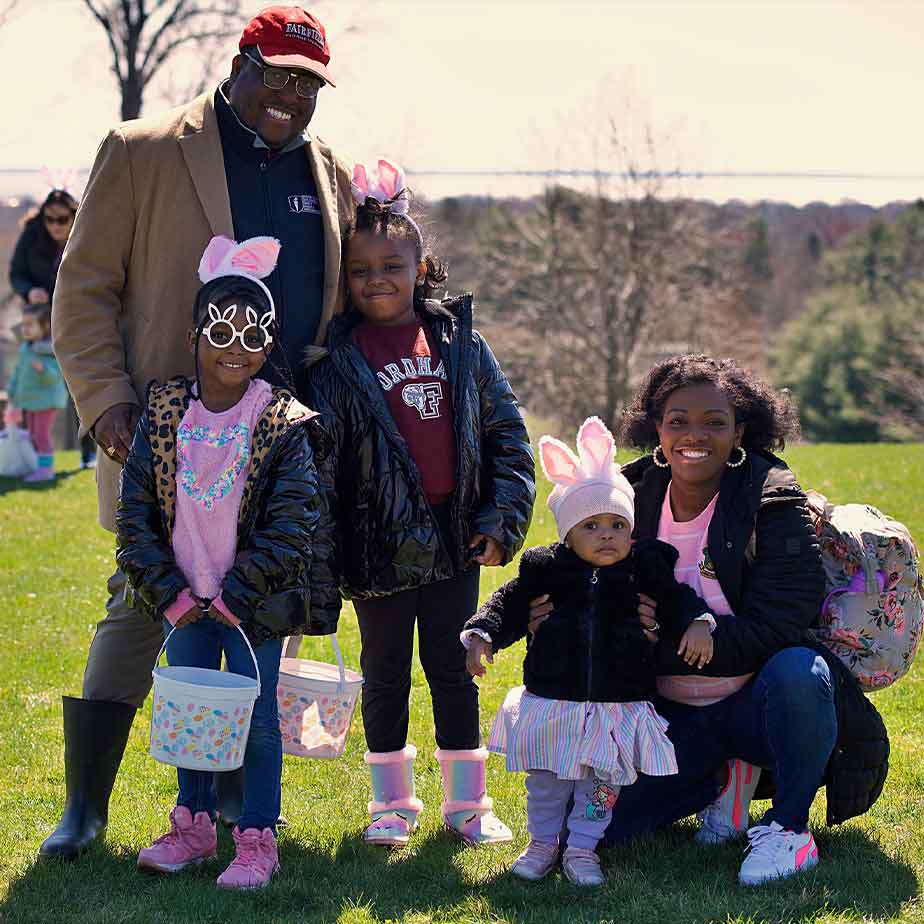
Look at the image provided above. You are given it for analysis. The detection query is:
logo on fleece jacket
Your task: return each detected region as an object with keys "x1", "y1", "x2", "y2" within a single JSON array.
[{"x1": 288, "y1": 194, "x2": 321, "y2": 214}]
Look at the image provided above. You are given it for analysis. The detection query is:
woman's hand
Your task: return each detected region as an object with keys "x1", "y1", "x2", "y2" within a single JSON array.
[
  {"x1": 639, "y1": 593, "x2": 660, "y2": 643},
  {"x1": 466, "y1": 637, "x2": 494, "y2": 677},
  {"x1": 27, "y1": 287, "x2": 49, "y2": 305},
  {"x1": 678, "y1": 621, "x2": 714, "y2": 669},
  {"x1": 528, "y1": 594, "x2": 553, "y2": 635},
  {"x1": 469, "y1": 533, "x2": 504, "y2": 567}
]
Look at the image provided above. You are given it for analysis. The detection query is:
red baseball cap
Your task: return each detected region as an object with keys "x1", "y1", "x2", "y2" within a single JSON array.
[{"x1": 239, "y1": 6, "x2": 335, "y2": 86}]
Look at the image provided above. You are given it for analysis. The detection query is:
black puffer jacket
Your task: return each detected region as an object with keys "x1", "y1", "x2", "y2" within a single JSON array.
[
  {"x1": 626, "y1": 451, "x2": 888, "y2": 825},
  {"x1": 307, "y1": 295, "x2": 536, "y2": 599},
  {"x1": 116, "y1": 377, "x2": 340, "y2": 646},
  {"x1": 9, "y1": 220, "x2": 59, "y2": 301},
  {"x1": 465, "y1": 539, "x2": 709, "y2": 703}
]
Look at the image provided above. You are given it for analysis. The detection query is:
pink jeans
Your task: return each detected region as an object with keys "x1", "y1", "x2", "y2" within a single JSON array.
[{"x1": 25, "y1": 409, "x2": 56, "y2": 455}]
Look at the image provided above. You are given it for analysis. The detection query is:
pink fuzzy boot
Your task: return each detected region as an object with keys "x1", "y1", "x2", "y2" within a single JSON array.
[
  {"x1": 364, "y1": 745, "x2": 424, "y2": 847},
  {"x1": 436, "y1": 748, "x2": 512, "y2": 846}
]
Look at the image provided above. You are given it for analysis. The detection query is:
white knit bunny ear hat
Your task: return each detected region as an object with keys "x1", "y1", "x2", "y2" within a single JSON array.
[{"x1": 539, "y1": 416, "x2": 635, "y2": 541}]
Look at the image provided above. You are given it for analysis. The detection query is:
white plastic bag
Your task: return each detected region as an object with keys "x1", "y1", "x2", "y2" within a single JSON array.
[{"x1": 0, "y1": 426, "x2": 38, "y2": 477}]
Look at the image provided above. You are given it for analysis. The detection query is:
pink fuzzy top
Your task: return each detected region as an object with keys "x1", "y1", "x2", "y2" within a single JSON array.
[{"x1": 164, "y1": 379, "x2": 274, "y2": 626}]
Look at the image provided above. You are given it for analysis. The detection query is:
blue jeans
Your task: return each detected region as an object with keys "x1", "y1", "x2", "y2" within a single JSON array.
[
  {"x1": 164, "y1": 619, "x2": 283, "y2": 833},
  {"x1": 603, "y1": 646, "x2": 837, "y2": 845}
]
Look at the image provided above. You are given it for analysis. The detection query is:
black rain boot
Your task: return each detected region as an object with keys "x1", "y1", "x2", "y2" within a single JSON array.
[
  {"x1": 39, "y1": 696, "x2": 136, "y2": 860},
  {"x1": 215, "y1": 767, "x2": 245, "y2": 828}
]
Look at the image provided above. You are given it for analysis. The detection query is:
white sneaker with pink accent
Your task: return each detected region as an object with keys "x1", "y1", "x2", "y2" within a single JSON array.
[
  {"x1": 695, "y1": 759, "x2": 762, "y2": 845},
  {"x1": 738, "y1": 821, "x2": 819, "y2": 886}
]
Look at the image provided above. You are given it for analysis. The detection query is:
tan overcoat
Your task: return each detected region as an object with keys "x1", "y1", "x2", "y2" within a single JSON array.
[{"x1": 52, "y1": 91, "x2": 353, "y2": 531}]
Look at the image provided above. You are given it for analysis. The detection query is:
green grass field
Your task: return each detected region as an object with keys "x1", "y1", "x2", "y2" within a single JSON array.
[{"x1": 0, "y1": 444, "x2": 922, "y2": 924}]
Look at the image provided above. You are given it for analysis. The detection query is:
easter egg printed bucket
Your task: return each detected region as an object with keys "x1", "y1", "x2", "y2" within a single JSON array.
[
  {"x1": 149, "y1": 624, "x2": 260, "y2": 772},
  {"x1": 277, "y1": 635, "x2": 362, "y2": 759}
]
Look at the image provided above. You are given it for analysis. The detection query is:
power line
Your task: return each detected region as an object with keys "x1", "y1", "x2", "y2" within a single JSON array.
[{"x1": 404, "y1": 169, "x2": 924, "y2": 182}]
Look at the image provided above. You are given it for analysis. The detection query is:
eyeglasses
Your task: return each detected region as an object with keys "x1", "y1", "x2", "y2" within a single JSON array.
[
  {"x1": 44, "y1": 214, "x2": 73, "y2": 226},
  {"x1": 244, "y1": 51, "x2": 323, "y2": 100},
  {"x1": 201, "y1": 303, "x2": 274, "y2": 352}
]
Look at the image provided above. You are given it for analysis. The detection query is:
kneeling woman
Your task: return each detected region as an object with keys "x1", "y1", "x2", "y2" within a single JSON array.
[{"x1": 542, "y1": 355, "x2": 888, "y2": 885}]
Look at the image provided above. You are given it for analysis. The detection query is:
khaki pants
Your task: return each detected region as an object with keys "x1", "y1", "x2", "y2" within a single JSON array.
[{"x1": 82, "y1": 569, "x2": 170, "y2": 707}]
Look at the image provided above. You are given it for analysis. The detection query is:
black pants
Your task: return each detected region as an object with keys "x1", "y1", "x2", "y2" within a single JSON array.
[{"x1": 355, "y1": 567, "x2": 481, "y2": 753}]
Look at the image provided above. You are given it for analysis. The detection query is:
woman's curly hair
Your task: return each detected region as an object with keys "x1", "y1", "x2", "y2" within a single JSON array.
[
  {"x1": 344, "y1": 191, "x2": 447, "y2": 311},
  {"x1": 620, "y1": 354, "x2": 800, "y2": 452}
]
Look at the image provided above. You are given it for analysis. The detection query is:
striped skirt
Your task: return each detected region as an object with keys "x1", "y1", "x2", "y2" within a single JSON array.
[{"x1": 488, "y1": 686, "x2": 678, "y2": 785}]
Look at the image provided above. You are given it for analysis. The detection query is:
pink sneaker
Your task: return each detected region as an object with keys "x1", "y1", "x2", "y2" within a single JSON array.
[
  {"x1": 562, "y1": 846, "x2": 605, "y2": 887},
  {"x1": 511, "y1": 838, "x2": 559, "y2": 881},
  {"x1": 216, "y1": 826, "x2": 280, "y2": 890},
  {"x1": 137, "y1": 806, "x2": 217, "y2": 873}
]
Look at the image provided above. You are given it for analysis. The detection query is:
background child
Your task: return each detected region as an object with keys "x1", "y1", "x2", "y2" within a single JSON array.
[
  {"x1": 116, "y1": 235, "x2": 337, "y2": 890},
  {"x1": 308, "y1": 159, "x2": 535, "y2": 848},
  {"x1": 6, "y1": 302, "x2": 68, "y2": 481},
  {"x1": 463, "y1": 417, "x2": 715, "y2": 886}
]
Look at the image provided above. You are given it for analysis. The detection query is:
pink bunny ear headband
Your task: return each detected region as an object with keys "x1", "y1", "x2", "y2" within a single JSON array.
[
  {"x1": 539, "y1": 416, "x2": 636, "y2": 540},
  {"x1": 40, "y1": 167, "x2": 77, "y2": 194},
  {"x1": 351, "y1": 158, "x2": 422, "y2": 239},
  {"x1": 197, "y1": 235, "x2": 281, "y2": 328}
]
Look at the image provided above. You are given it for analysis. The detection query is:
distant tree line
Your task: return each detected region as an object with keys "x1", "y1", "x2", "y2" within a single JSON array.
[
  {"x1": 429, "y1": 186, "x2": 775, "y2": 436},
  {"x1": 427, "y1": 186, "x2": 923, "y2": 443},
  {"x1": 774, "y1": 201, "x2": 924, "y2": 442}
]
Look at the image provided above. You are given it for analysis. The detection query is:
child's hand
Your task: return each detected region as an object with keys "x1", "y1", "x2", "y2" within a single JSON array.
[
  {"x1": 466, "y1": 637, "x2": 494, "y2": 677},
  {"x1": 469, "y1": 533, "x2": 504, "y2": 567},
  {"x1": 174, "y1": 605, "x2": 202, "y2": 629},
  {"x1": 31, "y1": 360, "x2": 44, "y2": 373},
  {"x1": 678, "y1": 621, "x2": 713, "y2": 669},
  {"x1": 206, "y1": 606, "x2": 238, "y2": 628}
]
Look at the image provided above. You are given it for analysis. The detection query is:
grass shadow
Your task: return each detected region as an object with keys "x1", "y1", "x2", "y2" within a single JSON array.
[
  {"x1": 0, "y1": 818, "x2": 918, "y2": 924},
  {"x1": 0, "y1": 467, "x2": 86, "y2": 497}
]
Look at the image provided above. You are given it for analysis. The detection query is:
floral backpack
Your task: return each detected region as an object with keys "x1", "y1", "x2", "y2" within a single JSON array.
[{"x1": 806, "y1": 490, "x2": 923, "y2": 692}]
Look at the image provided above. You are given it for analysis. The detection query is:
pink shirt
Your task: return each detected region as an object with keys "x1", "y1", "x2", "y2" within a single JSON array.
[
  {"x1": 164, "y1": 379, "x2": 273, "y2": 625},
  {"x1": 656, "y1": 484, "x2": 753, "y2": 705}
]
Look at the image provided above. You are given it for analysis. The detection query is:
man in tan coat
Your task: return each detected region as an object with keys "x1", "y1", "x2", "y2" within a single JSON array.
[{"x1": 46, "y1": 6, "x2": 352, "y2": 861}]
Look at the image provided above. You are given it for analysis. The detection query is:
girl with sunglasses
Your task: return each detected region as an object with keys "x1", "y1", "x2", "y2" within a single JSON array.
[{"x1": 115, "y1": 235, "x2": 337, "y2": 890}]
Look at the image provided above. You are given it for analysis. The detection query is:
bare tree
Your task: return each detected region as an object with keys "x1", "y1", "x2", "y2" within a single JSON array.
[
  {"x1": 81, "y1": 0, "x2": 244, "y2": 120},
  {"x1": 0, "y1": 0, "x2": 19, "y2": 28},
  {"x1": 470, "y1": 123, "x2": 758, "y2": 433}
]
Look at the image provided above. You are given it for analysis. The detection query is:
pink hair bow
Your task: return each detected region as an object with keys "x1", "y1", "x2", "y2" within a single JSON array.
[{"x1": 351, "y1": 158, "x2": 409, "y2": 214}]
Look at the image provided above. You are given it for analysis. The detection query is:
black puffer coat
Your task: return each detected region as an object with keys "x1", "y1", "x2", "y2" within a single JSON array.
[
  {"x1": 116, "y1": 377, "x2": 340, "y2": 646},
  {"x1": 626, "y1": 451, "x2": 889, "y2": 825},
  {"x1": 9, "y1": 220, "x2": 59, "y2": 301},
  {"x1": 307, "y1": 294, "x2": 536, "y2": 599},
  {"x1": 465, "y1": 539, "x2": 709, "y2": 703}
]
